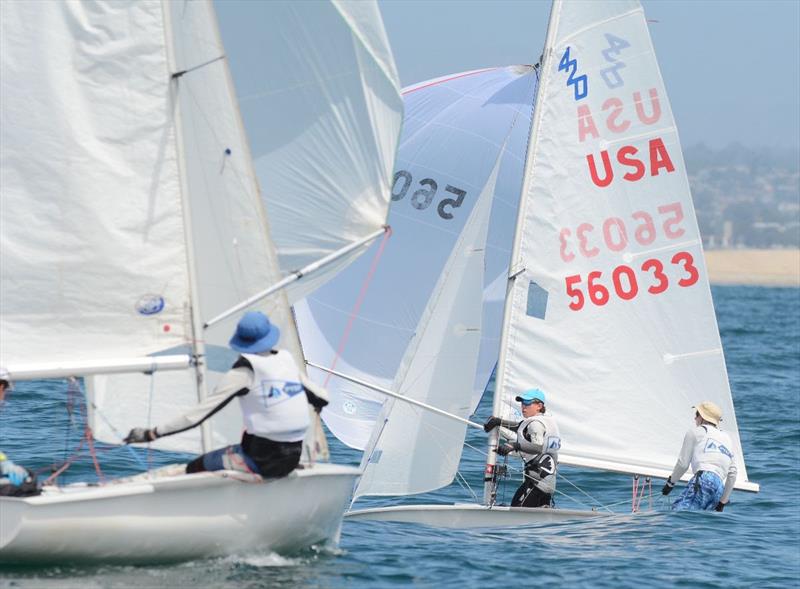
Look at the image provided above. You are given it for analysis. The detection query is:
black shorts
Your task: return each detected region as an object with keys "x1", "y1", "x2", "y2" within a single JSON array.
[{"x1": 241, "y1": 432, "x2": 303, "y2": 478}]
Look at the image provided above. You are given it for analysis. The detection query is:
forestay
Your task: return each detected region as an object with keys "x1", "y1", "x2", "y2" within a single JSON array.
[
  {"x1": 218, "y1": 1, "x2": 403, "y2": 303},
  {"x1": 300, "y1": 67, "x2": 538, "y2": 450},
  {"x1": 492, "y1": 0, "x2": 754, "y2": 489}
]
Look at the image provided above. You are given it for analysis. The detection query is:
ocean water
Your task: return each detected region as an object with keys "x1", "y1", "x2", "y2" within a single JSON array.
[{"x1": 1, "y1": 286, "x2": 798, "y2": 588}]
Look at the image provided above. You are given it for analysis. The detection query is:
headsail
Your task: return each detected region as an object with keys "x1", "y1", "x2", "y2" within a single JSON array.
[
  {"x1": 490, "y1": 0, "x2": 756, "y2": 491},
  {"x1": 354, "y1": 147, "x2": 502, "y2": 498},
  {"x1": 302, "y1": 66, "x2": 538, "y2": 450}
]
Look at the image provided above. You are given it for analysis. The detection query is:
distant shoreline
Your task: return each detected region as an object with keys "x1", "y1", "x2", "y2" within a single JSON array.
[{"x1": 704, "y1": 249, "x2": 800, "y2": 288}]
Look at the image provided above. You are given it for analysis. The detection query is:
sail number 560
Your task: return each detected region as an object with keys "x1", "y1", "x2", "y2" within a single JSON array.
[
  {"x1": 565, "y1": 251, "x2": 699, "y2": 311},
  {"x1": 391, "y1": 170, "x2": 467, "y2": 220}
]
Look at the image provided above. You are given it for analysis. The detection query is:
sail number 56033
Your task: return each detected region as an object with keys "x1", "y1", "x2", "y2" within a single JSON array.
[
  {"x1": 559, "y1": 202, "x2": 685, "y2": 262},
  {"x1": 565, "y1": 251, "x2": 699, "y2": 311}
]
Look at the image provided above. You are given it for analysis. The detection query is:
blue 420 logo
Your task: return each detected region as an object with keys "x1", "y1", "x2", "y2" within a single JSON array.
[{"x1": 559, "y1": 47, "x2": 588, "y2": 101}]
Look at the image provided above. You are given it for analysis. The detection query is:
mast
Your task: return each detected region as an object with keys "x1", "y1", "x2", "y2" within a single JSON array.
[
  {"x1": 161, "y1": 2, "x2": 212, "y2": 453},
  {"x1": 483, "y1": 0, "x2": 562, "y2": 506}
]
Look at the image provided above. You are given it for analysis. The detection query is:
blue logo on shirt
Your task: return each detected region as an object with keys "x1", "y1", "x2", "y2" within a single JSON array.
[
  {"x1": 705, "y1": 439, "x2": 734, "y2": 459},
  {"x1": 284, "y1": 382, "x2": 303, "y2": 397}
]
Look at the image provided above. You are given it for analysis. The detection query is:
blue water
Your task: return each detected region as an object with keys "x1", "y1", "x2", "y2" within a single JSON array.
[{"x1": 1, "y1": 286, "x2": 798, "y2": 588}]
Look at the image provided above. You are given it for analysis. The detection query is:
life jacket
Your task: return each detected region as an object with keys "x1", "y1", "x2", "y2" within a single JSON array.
[
  {"x1": 239, "y1": 351, "x2": 310, "y2": 443},
  {"x1": 516, "y1": 414, "x2": 561, "y2": 462},
  {"x1": 516, "y1": 414, "x2": 561, "y2": 494}
]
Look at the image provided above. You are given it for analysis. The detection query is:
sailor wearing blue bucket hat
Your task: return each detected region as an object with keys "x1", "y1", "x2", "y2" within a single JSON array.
[
  {"x1": 125, "y1": 311, "x2": 328, "y2": 478},
  {"x1": 483, "y1": 387, "x2": 561, "y2": 508}
]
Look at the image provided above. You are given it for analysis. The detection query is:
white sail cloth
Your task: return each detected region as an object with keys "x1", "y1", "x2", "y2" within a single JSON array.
[
  {"x1": 302, "y1": 66, "x2": 538, "y2": 450},
  {"x1": 218, "y1": 0, "x2": 403, "y2": 303},
  {"x1": 0, "y1": 1, "x2": 191, "y2": 369},
  {"x1": 493, "y1": 0, "x2": 753, "y2": 488},
  {"x1": 1, "y1": 0, "x2": 400, "y2": 456},
  {"x1": 354, "y1": 147, "x2": 501, "y2": 498}
]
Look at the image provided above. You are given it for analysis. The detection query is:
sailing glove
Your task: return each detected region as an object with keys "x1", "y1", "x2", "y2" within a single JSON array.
[
  {"x1": 124, "y1": 427, "x2": 158, "y2": 444},
  {"x1": 496, "y1": 443, "x2": 518, "y2": 457},
  {"x1": 661, "y1": 478, "x2": 675, "y2": 496},
  {"x1": 483, "y1": 416, "x2": 502, "y2": 432},
  {"x1": 714, "y1": 501, "x2": 726, "y2": 512}
]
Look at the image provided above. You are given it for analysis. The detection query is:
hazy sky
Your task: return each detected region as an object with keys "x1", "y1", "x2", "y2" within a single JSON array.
[{"x1": 379, "y1": 0, "x2": 800, "y2": 150}]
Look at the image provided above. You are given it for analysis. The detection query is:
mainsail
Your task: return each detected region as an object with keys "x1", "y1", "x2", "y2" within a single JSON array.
[
  {"x1": 487, "y1": 0, "x2": 757, "y2": 495},
  {"x1": 0, "y1": 0, "x2": 402, "y2": 456},
  {"x1": 0, "y1": 1, "x2": 194, "y2": 374},
  {"x1": 301, "y1": 66, "x2": 538, "y2": 450}
]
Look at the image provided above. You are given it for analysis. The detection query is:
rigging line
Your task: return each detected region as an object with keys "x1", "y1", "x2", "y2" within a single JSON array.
[
  {"x1": 322, "y1": 227, "x2": 391, "y2": 388},
  {"x1": 463, "y1": 440, "x2": 607, "y2": 511},
  {"x1": 503, "y1": 462, "x2": 596, "y2": 511},
  {"x1": 552, "y1": 471, "x2": 613, "y2": 513},
  {"x1": 455, "y1": 469, "x2": 480, "y2": 504},
  {"x1": 83, "y1": 387, "x2": 149, "y2": 472},
  {"x1": 172, "y1": 55, "x2": 225, "y2": 79},
  {"x1": 305, "y1": 296, "x2": 414, "y2": 333}
]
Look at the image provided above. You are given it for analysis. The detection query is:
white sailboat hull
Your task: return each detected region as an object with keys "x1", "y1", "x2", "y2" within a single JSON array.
[
  {"x1": 345, "y1": 503, "x2": 609, "y2": 528},
  {"x1": 0, "y1": 463, "x2": 360, "y2": 564}
]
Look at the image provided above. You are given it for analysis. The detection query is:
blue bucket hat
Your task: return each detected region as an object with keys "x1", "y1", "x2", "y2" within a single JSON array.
[
  {"x1": 515, "y1": 388, "x2": 546, "y2": 405},
  {"x1": 229, "y1": 311, "x2": 280, "y2": 353}
]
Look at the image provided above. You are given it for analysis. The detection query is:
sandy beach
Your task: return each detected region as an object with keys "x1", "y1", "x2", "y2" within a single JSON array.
[{"x1": 704, "y1": 249, "x2": 800, "y2": 287}]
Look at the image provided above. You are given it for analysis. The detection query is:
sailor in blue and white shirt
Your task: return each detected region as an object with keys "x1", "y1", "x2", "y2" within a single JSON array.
[
  {"x1": 125, "y1": 311, "x2": 327, "y2": 479},
  {"x1": 662, "y1": 401, "x2": 738, "y2": 511}
]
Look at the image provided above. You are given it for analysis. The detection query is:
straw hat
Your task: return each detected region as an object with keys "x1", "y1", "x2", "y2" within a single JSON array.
[{"x1": 695, "y1": 401, "x2": 722, "y2": 426}]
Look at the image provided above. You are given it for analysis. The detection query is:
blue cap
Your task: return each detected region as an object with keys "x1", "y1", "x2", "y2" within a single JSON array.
[
  {"x1": 229, "y1": 311, "x2": 280, "y2": 353},
  {"x1": 515, "y1": 388, "x2": 546, "y2": 405}
]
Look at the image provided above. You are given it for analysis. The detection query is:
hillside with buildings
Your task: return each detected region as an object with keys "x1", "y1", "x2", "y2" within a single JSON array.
[{"x1": 686, "y1": 144, "x2": 800, "y2": 249}]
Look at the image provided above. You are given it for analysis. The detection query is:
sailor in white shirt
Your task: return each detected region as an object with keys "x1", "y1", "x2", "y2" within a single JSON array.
[
  {"x1": 662, "y1": 401, "x2": 738, "y2": 511},
  {"x1": 125, "y1": 311, "x2": 327, "y2": 478}
]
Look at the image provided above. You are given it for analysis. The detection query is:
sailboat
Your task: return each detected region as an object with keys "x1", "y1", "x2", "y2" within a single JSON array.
[
  {"x1": 0, "y1": 0, "x2": 401, "y2": 562},
  {"x1": 324, "y1": 0, "x2": 760, "y2": 526}
]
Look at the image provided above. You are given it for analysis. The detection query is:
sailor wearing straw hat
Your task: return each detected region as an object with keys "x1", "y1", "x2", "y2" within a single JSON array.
[
  {"x1": 662, "y1": 401, "x2": 738, "y2": 511},
  {"x1": 125, "y1": 311, "x2": 328, "y2": 478}
]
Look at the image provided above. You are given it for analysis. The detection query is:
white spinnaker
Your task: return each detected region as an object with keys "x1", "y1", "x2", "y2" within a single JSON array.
[
  {"x1": 355, "y1": 149, "x2": 500, "y2": 499},
  {"x1": 217, "y1": 0, "x2": 403, "y2": 303},
  {"x1": 90, "y1": 0, "x2": 304, "y2": 453},
  {"x1": 0, "y1": 1, "x2": 191, "y2": 370},
  {"x1": 494, "y1": 0, "x2": 753, "y2": 488},
  {"x1": 303, "y1": 66, "x2": 537, "y2": 450}
]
